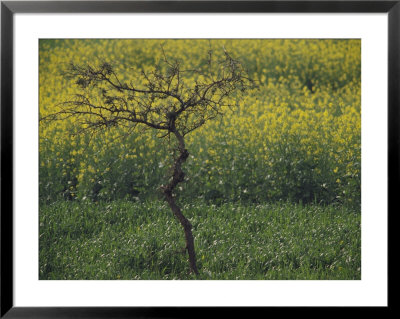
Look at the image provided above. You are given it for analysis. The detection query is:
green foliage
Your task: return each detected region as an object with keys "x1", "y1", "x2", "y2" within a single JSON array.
[
  {"x1": 39, "y1": 40, "x2": 361, "y2": 280},
  {"x1": 40, "y1": 200, "x2": 361, "y2": 280}
]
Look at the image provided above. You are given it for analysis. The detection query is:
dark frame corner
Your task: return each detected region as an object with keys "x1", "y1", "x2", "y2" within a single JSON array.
[{"x1": 1, "y1": 1, "x2": 396, "y2": 318}]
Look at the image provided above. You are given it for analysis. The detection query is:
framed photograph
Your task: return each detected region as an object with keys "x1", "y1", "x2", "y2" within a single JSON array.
[{"x1": 1, "y1": 0, "x2": 395, "y2": 317}]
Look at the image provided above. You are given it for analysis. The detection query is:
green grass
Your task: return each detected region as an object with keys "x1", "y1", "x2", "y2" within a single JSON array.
[{"x1": 39, "y1": 200, "x2": 361, "y2": 280}]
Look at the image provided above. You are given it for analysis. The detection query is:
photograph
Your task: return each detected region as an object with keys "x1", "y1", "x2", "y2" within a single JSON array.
[{"x1": 38, "y1": 39, "x2": 361, "y2": 280}]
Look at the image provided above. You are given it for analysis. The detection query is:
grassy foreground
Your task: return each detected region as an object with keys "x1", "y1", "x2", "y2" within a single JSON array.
[{"x1": 39, "y1": 200, "x2": 360, "y2": 280}]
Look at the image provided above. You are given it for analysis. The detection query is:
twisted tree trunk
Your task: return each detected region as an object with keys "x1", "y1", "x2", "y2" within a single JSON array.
[{"x1": 161, "y1": 130, "x2": 199, "y2": 275}]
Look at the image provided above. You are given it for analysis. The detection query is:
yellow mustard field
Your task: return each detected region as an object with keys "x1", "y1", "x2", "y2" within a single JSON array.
[{"x1": 39, "y1": 39, "x2": 360, "y2": 206}]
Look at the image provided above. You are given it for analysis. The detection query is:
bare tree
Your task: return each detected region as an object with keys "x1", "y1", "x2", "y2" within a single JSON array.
[{"x1": 41, "y1": 46, "x2": 254, "y2": 275}]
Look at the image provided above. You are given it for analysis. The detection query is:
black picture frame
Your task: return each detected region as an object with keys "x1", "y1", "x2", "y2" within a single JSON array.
[{"x1": 1, "y1": 1, "x2": 395, "y2": 317}]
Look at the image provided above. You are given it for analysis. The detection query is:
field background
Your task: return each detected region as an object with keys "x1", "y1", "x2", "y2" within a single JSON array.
[{"x1": 39, "y1": 39, "x2": 361, "y2": 280}]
